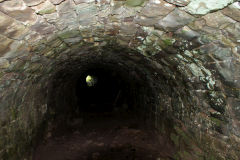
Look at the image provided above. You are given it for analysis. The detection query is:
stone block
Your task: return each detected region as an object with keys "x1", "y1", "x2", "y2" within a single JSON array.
[
  {"x1": 4, "y1": 40, "x2": 29, "y2": 58},
  {"x1": 222, "y1": 2, "x2": 240, "y2": 22},
  {"x1": 175, "y1": 26, "x2": 200, "y2": 40},
  {"x1": 57, "y1": 0, "x2": 75, "y2": 14},
  {"x1": 73, "y1": 0, "x2": 95, "y2": 4},
  {"x1": 32, "y1": 0, "x2": 56, "y2": 15},
  {"x1": 135, "y1": 16, "x2": 161, "y2": 26},
  {"x1": 43, "y1": 12, "x2": 58, "y2": 23},
  {"x1": 164, "y1": 0, "x2": 190, "y2": 6},
  {"x1": 30, "y1": 17, "x2": 56, "y2": 35},
  {"x1": 75, "y1": 3, "x2": 98, "y2": 19},
  {"x1": 50, "y1": 0, "x2": 65, "y2": 5},
  {"x1": 140, "y1": 0, "x2": 175, "y2": 17},
  {"x1": 0, "y1": 12, "x2": 27, "y2": 40},
  {"x1": 23, "y1": 0, "x2": 45, "y2": 6},
  {"x1": 183, "y1": 0, "x2": 234, "y2": 15},
  {"x1": 0, "y1": 35, "x2": 13, "y2": 57},
  {"x1": 119, "y1": 22, "x2": 138, "y2": 35},
  {"x1": 0, "y1": 59, "x2": 10, "y2": 69},
  {"x1": 125, "y1": 0, "x2": 145, "y2": 7},
  {"x1": 225, "y1": 23, "x2": 240, "y2": 43},
  {"x1": 0, "y1": 0, "x2": 37, "y2": 24},
  {"x1": 155, "y1": 8, "x2": 195, "y2": 31},
  {"x1": 203, "y1": 11, "x2": 235, "y2": 29}
]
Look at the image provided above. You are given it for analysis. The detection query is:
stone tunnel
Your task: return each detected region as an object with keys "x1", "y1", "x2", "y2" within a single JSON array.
[{"x1": 0, "y1": 0, "x2": 240, "y2": 159}]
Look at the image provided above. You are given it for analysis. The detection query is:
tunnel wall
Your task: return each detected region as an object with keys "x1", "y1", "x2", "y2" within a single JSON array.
[{"x1": 0, "y1": 0, "x2": 240, "y2": 159}]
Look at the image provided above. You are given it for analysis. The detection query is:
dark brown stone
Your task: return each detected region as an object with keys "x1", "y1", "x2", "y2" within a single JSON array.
[{"x1": 222, "y1": 4, "x2": 240, "y2": 22}]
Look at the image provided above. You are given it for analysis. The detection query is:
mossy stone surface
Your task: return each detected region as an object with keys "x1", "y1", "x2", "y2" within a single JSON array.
[{"x1": 126, "y1": 0, "x2": 145, "y2": 7}]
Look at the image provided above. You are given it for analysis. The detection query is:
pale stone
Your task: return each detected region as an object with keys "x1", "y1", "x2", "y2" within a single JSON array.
[
  {"x1": 135, "y1": 16, "x2": 161, "y2": 26},
  {"x1": 0, "y1": 35, "x2": 13, "y2": 56},
  {"x1": 32, "y1": 0, "x2": 56, "y2": 15},
  {"x1": 111, "y1": 5, "x2": 138, "y2": 18},
  {"x1": 75, "y1": 3, "x2": 98, "y2": 18},
  {"x1": 24, "y1": 31, "x2": 43, "y2": 44},
  {"x1": 203, "y1": 11, "x2": 236, "y2": 29},
  {"x1": 0, "y1": 0, "x2": 26, "y2": 11},
  {"x1": 75, "y1": 3, "x2": 98, "y2": 26},
  {"x1": 120, "y1": 22, "x2": 138, "y2": 35},
  {"x1": 73, "y1": 0, "x2": 95, "y2": 4},
  {"x1": 0, "y1": 59, "x2": 10, "y2": 69},
  {"x1": 43, "y1": 12, "x2": 58, "y2": 23},
  {"x1": 125, "y1": 0, "x2": 145, "y2": 7},
  {"x1": 225, "y1": 23, "x2": 240, "y2": 42},
  {"x1": 23, "y1": 0, "x2": 45, "y2": 6},
  {"x1": 0, "y1": 12, "x2": 27, "y2": 39},
  {"x1": 4, "y1": 40, "x2": 29, "y2": 58},
  {"x1": 56, "y1": 1, "x2": 78, "y2": 30},
  {"x1": 175, "y1": 26, "x2": 200, "y2": 40},
  {"x1": 183, "y1": 0, "x2": 234, "y2": 15},
  {"x1": 188, "y1": 18, "x2": 205, "y2": 30},
  {"x1": 155, "y1": 8, "x2": 195, "y2": 31},
  {"x1": 140, "y1": 0, "x2": 175, "y2": 17},
  {"x1": 30, "y1": 17, "x2": 56, "y2": 35},
  {"x1": 0, "y1": 0, "x2": 37, "y2": 24},
  {"x1": 50, "y1": 0, "x2": 65, "y2": 5},
  {"x1": 57, "y1": 0, "x2": 75, "y2": 14},
  {"x1": 164, "y1": 0, "x2": 190, "y2": 6}
]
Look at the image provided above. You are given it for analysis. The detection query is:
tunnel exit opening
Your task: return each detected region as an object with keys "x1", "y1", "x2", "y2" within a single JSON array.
[{"x1": 75, "y1": 67, "x2": 136, "y2": 113}]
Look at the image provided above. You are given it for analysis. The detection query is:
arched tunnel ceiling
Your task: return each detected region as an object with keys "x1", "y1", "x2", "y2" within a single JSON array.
[{"x1": 0, "y1": 0, "x2": 240, "y2": 159}]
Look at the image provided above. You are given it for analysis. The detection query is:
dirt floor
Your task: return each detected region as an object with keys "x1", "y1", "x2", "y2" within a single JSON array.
[{"x1": 33, "y1": 112, "x2": 174, "y2": 160}]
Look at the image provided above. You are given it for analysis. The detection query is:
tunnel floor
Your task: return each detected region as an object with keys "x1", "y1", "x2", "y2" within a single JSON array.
[{"x1": 33, "y1": 111, "x2": 174, "y2": 160}]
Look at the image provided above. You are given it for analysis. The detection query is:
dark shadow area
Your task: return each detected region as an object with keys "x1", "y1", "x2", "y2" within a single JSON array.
[
  {"x1": 33, "y1": 54, "x2": 175, "y2": 160},
  {"x1": 33, "y1": 111, "x2": 174, "y2": 160},
  {"x1": 75, "y1": 67, "x2": 133, "y2": 113}
]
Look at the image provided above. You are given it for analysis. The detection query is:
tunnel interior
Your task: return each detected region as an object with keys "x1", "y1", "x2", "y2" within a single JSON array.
[
  {"x1": 75, "y1": 66, "x2": 136, "y2": 113},
  {"x1": 46, "y1": 52, "x2": 157, "y2": 125},
  {"x1": 31, "y1": 52, "x2": 174, "y2": 160}
]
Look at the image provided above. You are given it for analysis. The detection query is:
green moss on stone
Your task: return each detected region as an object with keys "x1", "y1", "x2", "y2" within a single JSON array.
[
  {"x1": 58, "y1": 30, "x2": 81, "y2": 40},
  {"x1": 210, "y1": 117, "x2": 223, "y2": 127},
  {"x1": 54, "y1": 43, "x2": 68, "y2": 54},
  {"x1": 38, "y1": 8, "x2": 56, "y2": 15},
  {"x1": 162, "y1": 39, "x2": 174, "y2": 46},
  {"x1": 125, "y1": 0, "x2": 145, "y2": 7}
]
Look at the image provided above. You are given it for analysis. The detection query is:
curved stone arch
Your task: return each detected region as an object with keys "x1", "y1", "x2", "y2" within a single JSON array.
[{"x1": 0, "y1": 0, "x2": 239, "y2": 159}]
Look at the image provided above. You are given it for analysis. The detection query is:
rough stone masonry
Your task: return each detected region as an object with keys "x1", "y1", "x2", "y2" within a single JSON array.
[{"x1": 0, "y1": 0, "x2": 240, "y2": 159}]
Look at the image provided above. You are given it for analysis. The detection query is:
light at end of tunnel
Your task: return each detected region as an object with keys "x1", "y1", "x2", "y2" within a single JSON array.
[{"x1": 86, "y1": 75, "x2": 97, "y2": 87}]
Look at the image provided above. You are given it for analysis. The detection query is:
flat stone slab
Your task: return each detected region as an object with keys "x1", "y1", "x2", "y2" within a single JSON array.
[
  {"x1": 23, "y1": 0, "x2": 45, "y2": 6},
  {"x1": 164, "y1": 0, "x2": 190, "y2": 6},
  {"x1": 222, "y1": 2, "x2": 240, "y2": 22},
  {"x1": 32, "y1": 0, "x2": 56, "y2": 15},
  {"x1": 155, "y1": 8, "x2": 195, "y2": 31},
  {"x1": 0, "y1": 0, "x2": 37, "y2": 24},
  {"x1": 183, "y1": 0, "x2": 235, "y2": 15},
  {"x1": 140, "y1": 0, "x2": 175, "y2": 17},
  {"x1": 50, "y1": 0, "x2": 65, "y2": 5}
]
